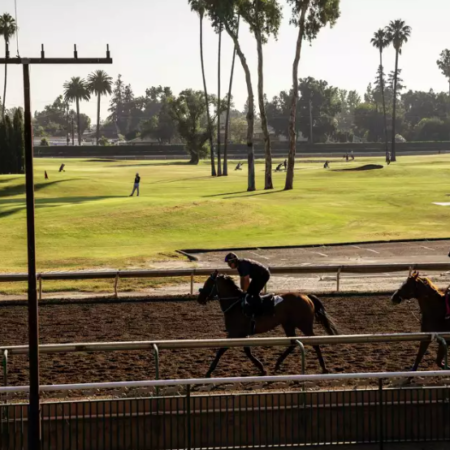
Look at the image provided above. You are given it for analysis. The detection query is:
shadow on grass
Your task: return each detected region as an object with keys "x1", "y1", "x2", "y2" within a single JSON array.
[
  {"x1": 203, "y1": 191, "x2": 249, "y2": 198},
  {"x1": 224, "y1": 189, "x2": 286, "y2": 199},
  {"x1": 0, "y1": 177, "x2": 21, "y2": 184},
  {"x1": 0, "y1": 179, "x2": 82, "y2": 198},
  {"x1": 112, "y1": 161, "x2": 191, "y2": 168}
]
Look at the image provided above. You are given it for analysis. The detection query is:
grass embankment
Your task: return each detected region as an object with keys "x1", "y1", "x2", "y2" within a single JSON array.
[{"x1": 1, "y1": 155, "x2": 450, "y2": 294}]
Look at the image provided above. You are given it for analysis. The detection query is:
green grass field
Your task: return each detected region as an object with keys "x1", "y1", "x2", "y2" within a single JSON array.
[{"x1": 2, "y1": 155, "x2": 450, "y2": 277}]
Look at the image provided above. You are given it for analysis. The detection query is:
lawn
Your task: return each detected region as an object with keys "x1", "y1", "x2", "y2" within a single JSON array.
[{"x1": 1, "y1": 154, "x2": 450, "y2": 277}]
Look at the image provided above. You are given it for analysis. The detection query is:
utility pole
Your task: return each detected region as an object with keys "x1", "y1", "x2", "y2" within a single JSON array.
[{"x1": 0, "y1": 43, "x2": 112, "y2": 450}]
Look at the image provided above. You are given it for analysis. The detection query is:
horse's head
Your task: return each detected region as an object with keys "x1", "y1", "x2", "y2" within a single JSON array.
[
  {"x1": 197, "y1": 270, "x2": 219, "y2": 305},
  {"x1": 391, "y1": 272, "x2": 420, "y2": 304}
]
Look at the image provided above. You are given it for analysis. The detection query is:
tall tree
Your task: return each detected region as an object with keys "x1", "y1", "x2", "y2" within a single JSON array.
[
  {"x1": 223, "y1": 16, "x2": 240, "y2": 176},
  {"x1": 386, "y1": 19, "x2": 411, "y2": 162},
  {"x1": 437, "y1": 49, "x2": 450, "y2": 95},
  {"x1": 188, "y1": 0, "x2": 217, "y2": 176},
  {"x1": 12, "y1": 108, "x2": 24, "y2": 173},
  {"x1": 168, "y1": 89, "x2": 211, "y2": 165},
  {"x1": 237, "y1": 0, "x2": 282, "y2": 190},
  {"x1": 0, "y1": 13, "x2": 17, "y2": 120},
  {"x1": 285, "y1": 0, "x2": 341, "y2": 190},
  {"x1": 217, "y1": 24, "x2": 223, "y2": 175},
  {"x1": 206, "y1": 0, "x2": 256, "y2": 191},
  {"x1": 371, "y1": 29, "x2": 390, "y2": 162},
  {"x1": 87, "y1": 70, "x2": 113, "y2": 145},
  {"x1": 63, "y1": 77, "x2": 90, "y2": 145}
]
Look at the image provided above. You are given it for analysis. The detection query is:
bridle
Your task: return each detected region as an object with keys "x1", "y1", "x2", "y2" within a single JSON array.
[{"x1": 199, "y1": 273, "x2": 242, "y2": 313}]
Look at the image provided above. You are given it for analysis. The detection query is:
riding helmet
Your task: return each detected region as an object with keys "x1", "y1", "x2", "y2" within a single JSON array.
[{"x1": 224, "y1": 252, "x2": 238, "y2": 263}]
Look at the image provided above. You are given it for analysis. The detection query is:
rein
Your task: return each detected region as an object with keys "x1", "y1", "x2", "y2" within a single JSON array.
[{"x1": 205, "y1": 276, "x2": 242, "y2": 314}]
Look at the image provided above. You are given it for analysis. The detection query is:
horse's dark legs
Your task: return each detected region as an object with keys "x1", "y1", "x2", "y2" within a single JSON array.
[
  {"x1": 436, "y1": 342, "x2": 448, "y2": 369},
  {"x1": 312, "y1": 345, "x2": 328, "y2": 374},
  {"x1": 243, "y1": 347, "x2": 266, "y2": 375},
  {"x1": 300, "y1": 323, "x2": 329, "y2": 374},
  {"x1": 274, "y1": 324, "x2": 296, "y2": 373},
  {"x1": 411, "y1": 341, "x2": 430, "y2": 371},
  {"x1": 205, "y1": 347, "x2": 228, "y2": 378}
]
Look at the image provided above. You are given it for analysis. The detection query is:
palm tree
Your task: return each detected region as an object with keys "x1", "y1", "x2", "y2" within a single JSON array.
[
  {"x1": 0, "y1": 14, "x2": 17, "y2": 120},
  {"x1": 87, "y1": 70, "x2": 113, "y2": 145},
  {"x1": 188, "y1": 0, "x2": 217, "y2": 176},
  {"x1": 386, "y1": 20, "x2": 411, "y2": 162},
  {"x1": 371, "y1": 29, "x2": 390, "y2": 163},
  {"x1": 63, "y1": 77, "x2": 90, "y2": 145},
  {"x1": 217, "y1": 24, "x2": 222, "y2": 176},
  {"x1": 223, "y1": 16, "x2": 240, "y2": 177}
]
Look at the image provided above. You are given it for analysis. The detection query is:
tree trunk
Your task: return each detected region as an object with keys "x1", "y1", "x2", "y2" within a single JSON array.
[
  {"x1": 256, "y1": 30, "x2": 273, "y2": 190},
  {"x1": 223, "y1": 17, "x2": 239, "y2": 177},
  {"x1": 199, "y1": 14, "x2": 216, "y2": 177},
  {"x1": 217, "y1": 26, "x2": 222, "y2": 176},
  {"x1": 224, "y1": 21, "x2": 255, "y2": 191},
  {"x1": 391, "y1": 50, "x2": 399, "y2": 162},
  {"x1": 2, "y1": 41, "x2": 7, "y2": 120},
  {"x1": 379, "y1": 50, "x2": 389, "y2": 163},
  {"x1": 96, "y1": 93, "x2": 101, "y2": 146},
  {"x1": 76, "y1": 98, "x2": 81, "y2": 146},
  {"x1": 285, "y1": 2, "x2": 309, "y2": 191},
  {"x1": 189, "y1": 153, "x2": 200, "y2": 165}
]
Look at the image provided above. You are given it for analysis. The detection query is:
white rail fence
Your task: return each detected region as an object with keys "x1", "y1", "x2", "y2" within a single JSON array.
[
  {"x1": 1, "y1": 262, "x2": 450, "y2": 297},
  {"x1": 1, "y1": 370, "x2": 450, "y2": 395},
  {"x1": 2, "y1": 333, "x2": 450, "y2": 390}
]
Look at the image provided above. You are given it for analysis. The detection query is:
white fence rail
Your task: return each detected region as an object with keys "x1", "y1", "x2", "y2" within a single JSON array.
[
  {"x1": 1, "y1": 370, "x2": 449, "y2": 395},
  {"x1": 1, "y1": 262, "x2": 450, "y2": 296}
]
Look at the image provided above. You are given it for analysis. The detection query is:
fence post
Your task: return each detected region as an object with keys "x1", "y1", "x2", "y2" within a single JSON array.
[
  {"x1": 2, "y1": 350, "x2": 7, "y2": 405},
  {"x1": 114, "y1": 273, "x2": 119, "y2": 298},
  {"x1": 38, "y1": 276, "x2": 42, "y2": 301},
  {"x1": 186, "y1": 384, "x2": 191, "y2": 450},
  {"x1": 378, "y1": 379, "x2": 384, "y2": 450},
  {"x1": 435, "y1": 335, "x2": 448, "y2": 369},
  {"x1": 190, "y1": 271, "x2": 194, "y2": 295},
  {"x1": 295, "y1": 340, "x2": 306, "y2": 375},
  {"x1": 336, "y1": 267, "x2": 342, "y2": 292},
  {"x1": 153, "y1": 344, "x2": 160, "y2": 396}
]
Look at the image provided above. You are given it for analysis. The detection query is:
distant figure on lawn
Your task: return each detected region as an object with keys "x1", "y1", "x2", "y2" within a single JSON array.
[
  {"x1": 235, "y1": 162, "x2": 244, "y2": 171},
  {"x1": 130, "y1": 173, "x2": 140, "y2": 197},
  {"x1": 275, "y1": 163, "x2": 285, "y2": 172},
  {"x1": 59, "y1": 164, "x2": 65, "y2": 173},
  {"x1": 324, "y1": 161, "x2": 329, "y2": 169},
  {"x1": 350, "y1": 151, "x2": 355, "y2": 161},
  {"x1": 283, "y1": 159, "x2": 287, "y2": 169}
]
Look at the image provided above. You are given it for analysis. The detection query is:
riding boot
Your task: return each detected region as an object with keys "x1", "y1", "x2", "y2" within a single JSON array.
[{"x1": 250, "y1": 315, "x2": 256, "y2": 335}]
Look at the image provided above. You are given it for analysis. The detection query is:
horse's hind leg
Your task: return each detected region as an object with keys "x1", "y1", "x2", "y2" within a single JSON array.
[
  {"x1": 205, "y1": 347, "x2": 229, "y2": 378},
  {"x1": 243, "y1": 347, "x2": 266, "y2": 376},
  {"x1": 299, "y1": 323, "x2": 329, "y2": 374},
  {"x1": 436, "y1": 342, "x2": 448, "y2": 369},
  {"x1": 274, "y1": 324, "x2": 297, "y2": 373}
]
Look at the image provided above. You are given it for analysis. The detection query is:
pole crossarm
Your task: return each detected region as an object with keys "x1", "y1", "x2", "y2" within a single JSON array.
[{"x1": 0, "y1": 58, "x2": 113, "y2": 64}]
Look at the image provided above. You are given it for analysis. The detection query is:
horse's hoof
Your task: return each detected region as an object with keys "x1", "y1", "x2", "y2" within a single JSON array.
[
  {"x1": 205, "y1": 373, "x2": 212, "y2": 379},
  {"x1": 322, "y1": 368, "x2": 330, "y2": 374}
]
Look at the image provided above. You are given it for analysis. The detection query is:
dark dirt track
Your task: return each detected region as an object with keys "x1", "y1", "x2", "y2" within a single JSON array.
[{"x1": 0, "y1": 295, "x2": 441, "y2": 390}]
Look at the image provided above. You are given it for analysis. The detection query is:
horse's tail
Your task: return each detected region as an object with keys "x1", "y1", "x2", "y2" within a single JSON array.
[{"x1": 309, "y1": 294, "x2": 339, "y2": 336}]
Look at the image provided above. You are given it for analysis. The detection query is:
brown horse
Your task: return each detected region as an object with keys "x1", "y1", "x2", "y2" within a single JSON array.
[
  {"x1": 197, "y1": 271, "x2": 339, "y2": 377},
  {"x1": 391, "y1": 272, "x2": 450, "y2": 370}
]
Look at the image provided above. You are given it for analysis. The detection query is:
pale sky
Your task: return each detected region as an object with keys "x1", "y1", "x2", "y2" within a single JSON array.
[{"x1": 2, "y1": 0, "x2": 450, "y2": 122}]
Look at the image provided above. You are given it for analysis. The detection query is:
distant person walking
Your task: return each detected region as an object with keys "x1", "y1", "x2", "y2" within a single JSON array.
[{"x1": 130, "y1": 173, "x2": 141, "y2": 197}]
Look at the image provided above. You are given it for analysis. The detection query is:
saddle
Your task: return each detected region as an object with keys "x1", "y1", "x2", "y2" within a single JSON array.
[{"x1": 241, "y1": 293, "x2": 282, "y2": 318}]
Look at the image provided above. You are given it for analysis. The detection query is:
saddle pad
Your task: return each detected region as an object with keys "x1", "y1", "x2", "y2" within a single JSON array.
[{"x1": 274, "y1": 295, "x2": 284, "y2": 306}]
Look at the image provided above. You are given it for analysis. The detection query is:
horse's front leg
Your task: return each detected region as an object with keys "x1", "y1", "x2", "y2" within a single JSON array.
[
  {"x1": 205, "y1": 347, "x2": 228, "y2": 378},
  {"x1": 411, "y1": 341, "x2": 431, "y2": 371},
  {"x1": 244, "y1": 347, "x2": 266, "y2": 376},
  {"x1": 436, "y1": 341, "x2": 448, "y2": 369}
]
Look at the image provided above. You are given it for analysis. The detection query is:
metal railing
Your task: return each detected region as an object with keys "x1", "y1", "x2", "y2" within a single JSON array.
[
  {"x1": 1, "y1": 371, "x2": 450, "y2": 449},
  {"x1": 1, "y1": 262, "x2": 450, "y2": 297},
  {"x1": 1, "y1": 333, "x2": 450, "y2": 391}
]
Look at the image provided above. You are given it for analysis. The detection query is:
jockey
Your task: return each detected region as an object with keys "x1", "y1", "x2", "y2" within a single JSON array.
[{"x1": 224, "y1": 252, "x2": 270, "y2": 316}]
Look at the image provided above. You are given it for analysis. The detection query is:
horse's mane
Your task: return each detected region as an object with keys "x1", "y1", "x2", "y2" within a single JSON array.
[
  {"x1": 417, "y1": 275, "x2": 444, "y2": 296},
  {"x1": 218, "y1": 275, "x2": 243, "y2": 293}
]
